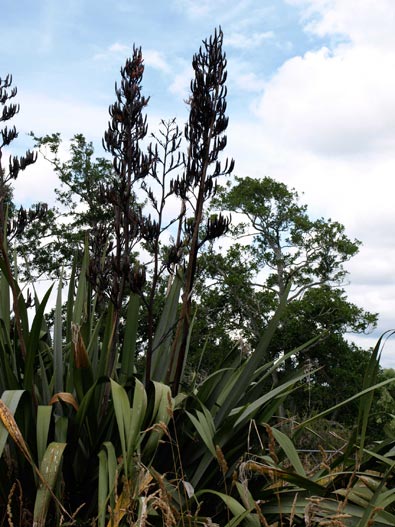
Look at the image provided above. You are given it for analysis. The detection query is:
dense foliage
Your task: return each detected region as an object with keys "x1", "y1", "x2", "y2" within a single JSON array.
[{"x1": 0, "y1": 29, "x2": 395, "y2": 527}]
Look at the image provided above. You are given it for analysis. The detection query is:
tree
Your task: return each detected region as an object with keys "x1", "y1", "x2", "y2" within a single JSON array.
[
  {"x1": 214, "y1": 176, "x2": 361, "y2": 300},
  {"x1": 368, "y1": 367, "x2": 395, "y2": 437},
  {"x1": 271, "y1": 285, "x2": 376, "y2": 421},
  {"x1": 187, "y1": 175, "x2": 378, "y2": 419},
  {"x1": 208, "y1": 175, "x2": 376, "y2": 339},
  {"x1": 17, "y1": 133, "x2": 115, "y2": 282}
]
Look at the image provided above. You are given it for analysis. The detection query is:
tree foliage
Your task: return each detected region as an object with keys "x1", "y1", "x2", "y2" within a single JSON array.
[
  {"x1": 18, "y1": 133, "x2": 115, "y2": 281},
  {"x1": 214, "y1": 176, "x2": 361, "y2": 299},
  {"x1": 187, "y1": 175, "x2": 378, "y2": 418}
]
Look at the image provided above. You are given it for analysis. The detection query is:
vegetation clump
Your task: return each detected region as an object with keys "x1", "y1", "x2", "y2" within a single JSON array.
[{"x1": 0, "y1": 29, "x2": 394, "y2": 527}]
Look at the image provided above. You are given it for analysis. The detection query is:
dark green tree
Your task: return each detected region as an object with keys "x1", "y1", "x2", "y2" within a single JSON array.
[
  {"x1": 272, "y1": 285, "x2": 376, "y2": 421},
  {"x1": 187, "y1": 175, "x2": 377, "y2": 419},
  {"x1": 18, "y1": 133, "x2": 115, "y2": 282},
  {"x1": 368, "y1": 367, "x2": 395, "y2": 437},
  {"x1": 214, "y1": 176, "x2": 361, "y2": 299}
]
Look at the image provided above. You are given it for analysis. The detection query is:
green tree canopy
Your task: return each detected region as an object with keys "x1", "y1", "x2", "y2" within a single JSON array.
[
  {"x1": 186, "y1": 175, "x2": 378, "y2": 420},
  {"x1": 213, "y1": 176, "x2": 361, "y2": 300}
]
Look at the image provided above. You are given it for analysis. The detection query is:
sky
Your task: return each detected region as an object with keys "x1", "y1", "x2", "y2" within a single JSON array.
[{"x1": 2, "y1": 0, "x2": 395, "y2": 365}]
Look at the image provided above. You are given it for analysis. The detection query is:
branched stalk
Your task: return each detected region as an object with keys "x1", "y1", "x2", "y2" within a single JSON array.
[{"x1": 169, "y1": 28, "x2": 234, "y2": 394}]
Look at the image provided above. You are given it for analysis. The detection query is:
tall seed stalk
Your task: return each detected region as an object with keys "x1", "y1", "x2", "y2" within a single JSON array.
[
  {"x1": 169, "y1": 28, "x2": 234, "y2": 393},
  {"x1": 0, "y1": 74, "x2": 37, "y2": 362},
  {"x1": 101, "y1": 49, "x2": 151, "y2": 376}
]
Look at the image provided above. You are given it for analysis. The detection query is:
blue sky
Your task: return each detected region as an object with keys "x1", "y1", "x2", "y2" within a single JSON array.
[
  {"x1": 3, "y1": 0, "x2": 395, "y2": 365},
  {"x1": 2, "y1": 0, "x2": 323, "y2": 133}
]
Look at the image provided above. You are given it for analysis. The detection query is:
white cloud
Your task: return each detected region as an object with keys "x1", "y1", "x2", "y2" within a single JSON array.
[
  {"x1": 234, "y1": 72, "x2": 266, "y2": 93},
  {"x1": 168, "y1": 62, "x2": 193, "y2": 99},
  {"x1": 254, "y1": 45, "x2": 395, "y2": 157},
  {"x1": 228, "y1": 0, "x2": 395, "y2": 365},
  {"x1": 15, "y1": 91, "x2": 108, "y2": 141},
  {"x1": 172, "y1": 0, "x2": 230, "y2": 18},
  {"x1": 94, "y1": 43, "x2": 170, "y2": 73},
  {"x1": 144, "y1": 50, "x2": 170, "y2": 73},
  {"x1": 9, "y1": 134, "x2": 82, "y2": 209},
  {"x1": 227, "y1": 57, "x2": 266, "y2": 94},
  {"x1": 226, "y1": 31, "x2": 274, "y2": 50},
  {"x1": 13, "y1": 155, "x2": 60, "y2": 207},
  {"x1": 108, "y1": 42, "x2": 129, "y2": 54},
  {"x1": 288, "y1": 0, "x2": 395, "y2": 47}
]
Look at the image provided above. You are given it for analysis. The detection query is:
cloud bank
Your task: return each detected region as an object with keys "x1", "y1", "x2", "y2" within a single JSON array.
[{"x1": 231, "y1": 0, "x2": 395, "y2": 363}]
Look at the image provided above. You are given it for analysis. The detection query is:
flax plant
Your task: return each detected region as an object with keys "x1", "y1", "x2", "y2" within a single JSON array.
[{"x1": 0, "y1": 32, "x2": 395, "y2": 527}]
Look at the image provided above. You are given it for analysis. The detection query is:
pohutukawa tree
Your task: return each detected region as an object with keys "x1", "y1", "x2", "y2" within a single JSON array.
[
  {"x1": 194, "y1": 175, "x2": 378, "y2": 417},
  {"x1": 214, "y1": 176, "x2": 361, "y2": 301}
]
